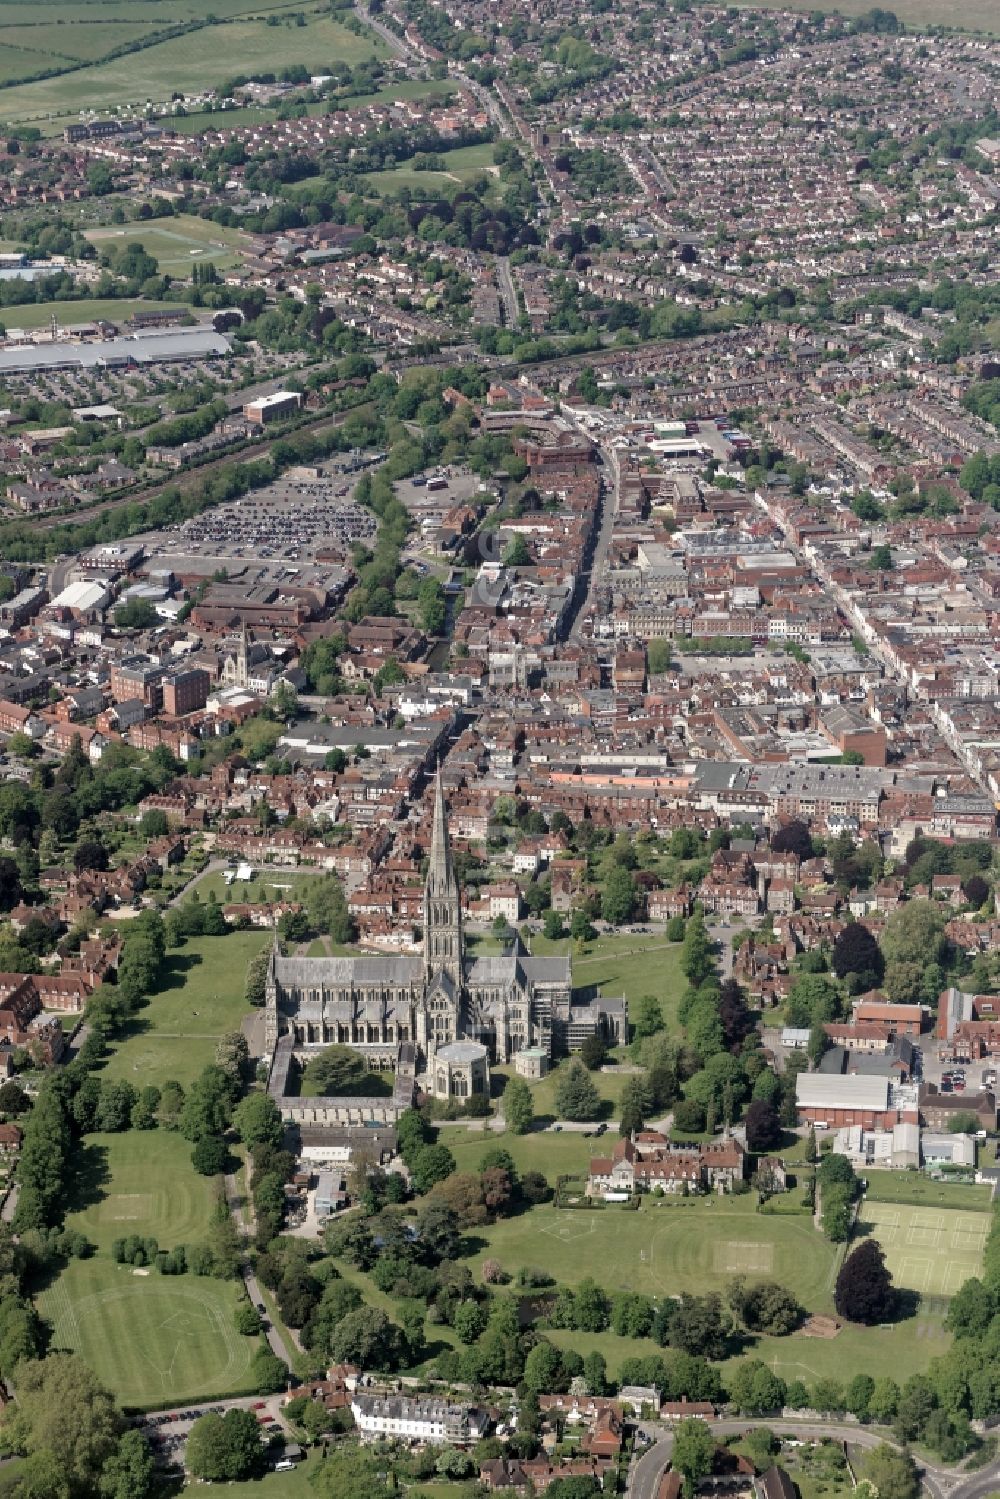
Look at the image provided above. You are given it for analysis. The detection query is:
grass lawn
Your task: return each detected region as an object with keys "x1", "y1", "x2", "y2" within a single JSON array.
[
  {"x1": 731, "y1": 1303, "x2": 951, "y2": 1386},
  {"x1": 37, "y1": 1132, "x2": 257, "y2": 1407},
  {"x1": 493, "y1": 1058, "x2": 631, "y2": 1123},
  {"x1": 856, "y1": 1200, "x2": 988, "y2": 1297},
  {"x1": 192, "y1": 1449, "x2": 323, "y2": 1499},
  {"x1": 531, "y1": 930, "x2": 688, "y2": 1036},
  {"x1": 861, "y1": 1173, "x2": 993, "y2": 1212},
  {"x1": 100, "y1": 930, "x2": 268, "y2": 1091},
  {"x1": 732, "y1": 0, "x2": 999, "y2": 30},
  {"x1": 189, "y1": 869, "x2": 313, "y2": 905},
  {"x1": 0, "y1": 13, "x2": 385, "y2": 124},
  {"x1": 443, "y1": 1125, "x2": 599, "y2": 1179},
  {"x1": 362, "y1": 142, "x2": 498, "y2": 197},
  {"x1": 85, "y1": 215, "x2": 250, "y2": 275},
  {"x1": 0, "y1": 297, "x2": 178, "y2": 331},
  {"x1": 466, "y1": 1195, "x2": 843, "y2": 1308}
]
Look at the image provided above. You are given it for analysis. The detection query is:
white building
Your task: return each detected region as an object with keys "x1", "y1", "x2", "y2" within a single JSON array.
[{"x1": 351, "y1": 1395, "x2": 489, "y2": 1446}]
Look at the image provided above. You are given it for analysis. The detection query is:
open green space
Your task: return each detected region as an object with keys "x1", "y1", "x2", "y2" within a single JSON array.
[
  {"x1": 531, "y1": 930, "x2": 688, "y2": 1036},
  {"x1": 0, "y1": 12, "x2": 385, "y2": 125},
  {"x1": 857, "y1": 1200, "x2": 988, "y2": 1297},
  {"x1": 100, "y1": 930, "x2": 268, "y2": 1091},
  {"x1": 442, "y1": 1124, "x2": 598, "y2": 1178},
  {"x1": 40, "y1": 1257, "x2": 254, "y2": 1407},
  {"x1": 731, "y1": 0, "x2": 999, "y2": 32},
  {"x1": 85, "y1": 215, "x2": 250, "y2": 275},
  {"x1": 0, "y1": 297, "x2": 177, "y2": 332},
  {"x1": 37, "y1": 1131, "x2": 255, "y2": 1407},
  {"x1": 861, "y1": 1172, "x2": 993, "y2": 1212},
  {"x1": 191, "y1": 869, "x2": 313, "y2": 906},
  {"x1": 727, "y1": 1304, "x2": 951, "y2": 1387},
  {"x1": 361, "y1": 142, "x2": 498, "y2": 197},
  {"x1": 494, "y1": 1058, "x2": 632, "y2": 1121},
  {"x1": 190, "y1": 1449, "x2": 322, "y2": 1499},
  {"x1": 467, "y1": 1194, "x2": 842, "y2": 1306}
]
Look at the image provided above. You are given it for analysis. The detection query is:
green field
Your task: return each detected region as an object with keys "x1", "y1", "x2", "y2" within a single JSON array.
[
  {"x1": 495, "y1": 1058, "x2": 632, "y2": 1122},
  {"x1": 190, "y1": 869, "x2": 313, "y2": 906},
  {"x1": 37, "y1": 1132, "x2": 256, "y2": 1407},
  {"x1": 362, "y1": 143, "x2": 498, "y2": 197},
  {"x1": 0, "y1": 11, "x2": 385, "y2": 125},
  {"x1": 733, "y1": 0, "x2": 999, "y2": 31},
  {"x1": 468, "y1": 1195, "x2": 842, "y2": 1306},
  {"x1": 200, "y1": 1450, "x2": 323, "y2": 1499},
  {"x1": 861, "y1": 1173, "x2": 993, "y2": 1212},
  {"x1": 101, "y1": 930, "x2": 268, "y2": 1090},
  {"x1": 0, "y1": 297, "x2": 178, "y2": 331},
  {"x1": 531, "y1": 930, "x2": 689, "y2": 1036},
  {"x1": 857, "y1": 1200, "x2": 988, "y2": 1297},
  {"x1": 85, "y1": 215, "x2": 250, "y2": 275},
  {"x1": 443, "y1": 1124, "x2": 599, "y2": 1178}
]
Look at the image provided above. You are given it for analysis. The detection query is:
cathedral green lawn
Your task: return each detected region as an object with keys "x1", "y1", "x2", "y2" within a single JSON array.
[
  {"x1": 37, "y1": 1132, "x2": 256, "y2": 1407},
  {"x1": 530, "y1": 931, "x2": 688, "y2": 1036},
  {"x1": 101, "y1": 930, "x2": 269, "y2": 1090}
]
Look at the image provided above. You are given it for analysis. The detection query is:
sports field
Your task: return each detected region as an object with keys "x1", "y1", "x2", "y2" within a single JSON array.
[
  {"x1": 85, "y1": 215, "x2": 250, "y2": 276},
  {"x1": 100, "y1": 930, "x2": 269, "y2": 1090},
  {"x1": 857, "y1": 1200, "x2": 989, "y2": 1297},
  {"x1": 471, "y1": 1196, "x2": 842, "y2": 1307},
  {"x1": 38, "y1": 1132, "x2": 255, "y2": 1406},
  {"x1": 41, "y1": 1259, "x2": 254, "y2": 1407},
  {"x1": 0, "y1": 298, "x2": 177, "y2": 332}
]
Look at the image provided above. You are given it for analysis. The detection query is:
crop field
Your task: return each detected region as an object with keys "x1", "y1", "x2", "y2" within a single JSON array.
[
  {"x1": 856, "y1": 1200, "x2": 988, "y2": 1296},
  {"x1": 470, "y1": 1195, "x2": 842, "y2": 1307},
  {"x1": 100, "y1": 930, "x2": 268, "y2": 1091},
  {"x1": 37, "y1": 1132, "x2": 255, "y2": 1407},
  {"x1": 0, "y1": 10, "x2": 385, "y2": 126},
  {"x1": 732, "y1": 0, "x2": 999, "y2": 32},
  {"x1": 85, "y1": 215, "x2": 251, "y2": 275}
]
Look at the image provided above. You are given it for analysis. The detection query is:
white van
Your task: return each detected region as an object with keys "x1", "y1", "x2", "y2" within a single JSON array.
[{"x1": 274, "y1": 1461, "x2": 295, "y2": 1473}]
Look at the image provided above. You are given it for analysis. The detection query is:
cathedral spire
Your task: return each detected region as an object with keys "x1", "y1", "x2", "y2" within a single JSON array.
[{"x1": 427, "y1": 761, "x2": 455, "y2": 894}]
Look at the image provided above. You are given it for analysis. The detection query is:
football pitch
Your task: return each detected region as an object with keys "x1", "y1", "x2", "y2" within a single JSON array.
[{"x1": 857, "y1": 1200, "x2": 989, "y2": 1297}]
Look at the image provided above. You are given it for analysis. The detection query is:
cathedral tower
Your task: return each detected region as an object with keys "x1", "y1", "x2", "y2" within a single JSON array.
[{"x1": 423, "y1": 763, "x2": 463, "y2": 989}]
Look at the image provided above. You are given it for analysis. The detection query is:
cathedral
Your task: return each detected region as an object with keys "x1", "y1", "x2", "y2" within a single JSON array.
[{"x1": 263, "y1": 768, "x2": 627, "y2": 1074}]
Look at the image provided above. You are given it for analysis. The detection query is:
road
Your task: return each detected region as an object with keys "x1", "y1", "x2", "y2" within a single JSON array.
[
  {"x1": 563, "y1": 441, "x2": 619, "y2": 640},
  {"x1": 223, "y1": 1170, "x2": 301, "y2": 1367},
  {"x1": 355, "y1": 3, "x2": 412, "y2": 60},
  {"x1": 626, "y1": 1420, "x2": 996, "y2": 1499},
  {"x1": 497, "y1": 256, "x2": 518, "y2": 328}
]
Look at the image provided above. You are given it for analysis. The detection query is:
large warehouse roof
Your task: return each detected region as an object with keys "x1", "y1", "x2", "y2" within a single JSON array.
[
  {"x1": 0, "y1": 326, "x2": 230, "y2": 374},
  {"x1": 795, "y1": 1073, "x2": 890, "y2": 1111}
]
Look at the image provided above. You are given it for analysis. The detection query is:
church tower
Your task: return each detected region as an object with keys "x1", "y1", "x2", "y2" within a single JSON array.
[{"x1": 423, "y1": 763, "x2": 463, "y2": 990}]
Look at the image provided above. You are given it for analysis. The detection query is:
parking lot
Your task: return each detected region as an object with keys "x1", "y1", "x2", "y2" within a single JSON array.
[{"x1": 138, "y1": 1393, "x2": 291, "y2": 1469}]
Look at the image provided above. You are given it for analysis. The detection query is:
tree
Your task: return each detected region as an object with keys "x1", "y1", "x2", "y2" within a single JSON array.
[
  {"x1": 232, "y1": 1093, "x2": 284, "y2": 1150},
  {"x1": 727, "y1": 1360, "x2": 787, "y2": 1416},
  {"x1": 0, "y1": 1082, "x2": 28, "y2": 1116},
  {"x1": 410, "y1": 1142, "x2": 456, "y2": 1195},
  {"x1": 100, "y1": 1429, "x2": 155, "y2": 1499},
  {"x1": 179, "y1": 1066, "x2": 234, "y2": 1142},
  {"x1": 881, "y1": 900, "x2": 947, "y2": 968},
  {"x1": 504, "y1": 1075, "x2": 534, "y2": 1136},
  {"x1": 893, "y1": 1375, "x2": 936, "y2": 1443},
  {"x1": 601, "y1": 866, "x2": 637, "y2": 926},
  {"x1": 832, "y1": 922, "x2": 884, "y2": 984},
  {"x1": 862, "y1": 1446, "x2": 919, "y2": 1499},
  {"x1": 301, "y1": 1045, "x2": 369, "y2": 1096},
  {"x1": 619, "y1": 1076, "x2": 651, "y2": 1136},
  {"x1": 192, "y1": 1135, "x2": 228, "y2": 1176},
  {"x1": 2, "y1": 1354, "x2": 122, "y2": 1495},
  {"x1": 672, "y1": 1419, "x2": 715, "y2": 1490},
  {"x1": 554, "y1": 1061, "x2": 601, "y2": 1122},
  {"x1": 633, "y1": 993, "x2": 664, "y2": 1039},
  {"x1": 524, "y1": 1339, "x2": 564, "y2": 1394},
  {"x1": 729, "y1": 1280, "x2": 802, "y2": 1336},
  {"x1": 770, "y1": 821, "x2": 812, "y2": 859},
  {"x1": 743, "y1": 1099, "x2": 781, "y2": 1153},
  {"x1": 579, "y1": 1034, "x2": 607, "y2": 1070},
  {"x1": 186, "y1": 1409, "x2": 262, "y2": 1482},
  {"x1": 328, "y1": 1307, "x2": 403, "y2": 1370},
  {"x1": 834, "y1": 1239, "x2": 895, "y2": 1324}
]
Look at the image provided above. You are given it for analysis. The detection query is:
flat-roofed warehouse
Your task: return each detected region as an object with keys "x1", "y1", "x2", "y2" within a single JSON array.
[
  {"x1": 795, "y1": 1072, "x2": 893, "y2": 1128},
  {"x1": 0, "y1": 327, "x2": 230, "y2": 375}
]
